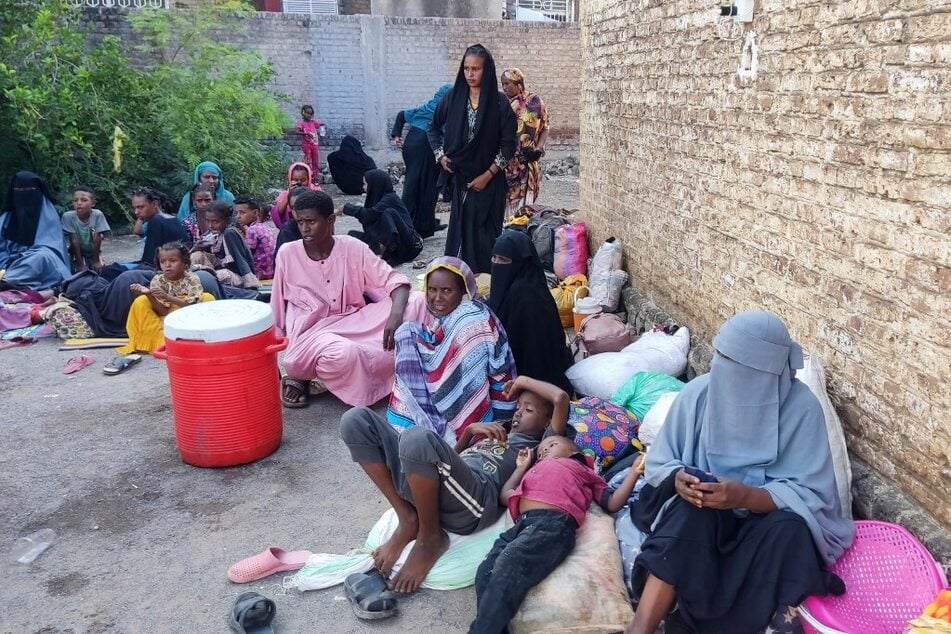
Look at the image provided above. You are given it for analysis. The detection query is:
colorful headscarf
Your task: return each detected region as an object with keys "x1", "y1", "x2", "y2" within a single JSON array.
[
  {"x1": 502, "y1": 68, "x2": 525, "y2": 87},
  {"x1": 177, "y1": 161, "x2": 235, "y2": 219},
  {"x1": 425, "y1": 256, "x2": 478, "y2": 300}
]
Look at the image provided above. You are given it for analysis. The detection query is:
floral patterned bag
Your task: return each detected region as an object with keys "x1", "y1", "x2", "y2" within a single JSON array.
[{"x1": 44, "y1": 301, "x2": 94, "y2": 339}]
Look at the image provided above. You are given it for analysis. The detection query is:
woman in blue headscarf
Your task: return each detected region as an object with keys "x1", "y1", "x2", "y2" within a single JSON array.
[
  {"x1": 391, "y1": 83, "x2": 452, "y2": 238},
  {"x1": 626, "y1": 311, "x2": 855, "y2": 634},
  {"x1": 176, "y1": 161, "x2": 235, "y2": 220},
  {"x1": 0, "y1": 171, "x2": 71, "y2": 290}
]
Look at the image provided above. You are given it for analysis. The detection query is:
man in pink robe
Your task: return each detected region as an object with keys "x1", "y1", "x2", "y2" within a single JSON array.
[{"x1": 271, "y1": 190, "x2": 428, "y2": 407}]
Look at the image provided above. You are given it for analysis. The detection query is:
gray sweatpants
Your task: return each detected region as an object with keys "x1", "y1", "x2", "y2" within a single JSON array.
[{"x1": 340, "y1": 407, "x2": 502, "y2": 535}]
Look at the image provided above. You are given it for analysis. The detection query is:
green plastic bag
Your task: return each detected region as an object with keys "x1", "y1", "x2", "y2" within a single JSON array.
[
  {"x1": 286, "y1": 509, "x2": 506, "y2": 592},
  {"x1": 610, "y1": 371, "x2": 685, "y2": 420}
]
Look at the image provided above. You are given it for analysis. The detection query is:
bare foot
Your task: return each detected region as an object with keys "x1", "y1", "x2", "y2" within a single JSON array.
[
  {"x1": 371, "y1": 511, "x2": 418, "y2": 576},
  {"x1": 388, "y1": 529, "x2": 449, "y2": 593}
]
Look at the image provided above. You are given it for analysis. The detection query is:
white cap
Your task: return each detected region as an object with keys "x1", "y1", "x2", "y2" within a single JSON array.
[{"x1": 163, "y1": 299, "x2": 273, "y2": 343}]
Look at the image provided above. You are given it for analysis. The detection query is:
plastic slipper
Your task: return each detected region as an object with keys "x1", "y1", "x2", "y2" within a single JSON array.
[
  {"x1": 229, "y1": 591, "x2": 275, "y2": 634},
  {"x1": 102, "y1": 354, "x2": 142, "y2": 376},
  {"x1": 63, "y1": 355, "x2": 94, "y2": 375},
  {"x1": 344, "y1": 570, "x2": 398, "y2": 620},
  {"x1": 412, "y1": 259, "x2": 427, "y2": 269},
  {"x1": 280, "y1": 376, "x2": 309, "y2": 409},
  {"x1": 308, "y1": 379, "x2": 328, "y2": 396},
  {"x1": 228, "y1": 547, "x2": 313, "y2": 583}
]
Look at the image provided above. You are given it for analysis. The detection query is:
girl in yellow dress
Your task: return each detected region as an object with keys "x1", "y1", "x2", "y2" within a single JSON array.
[{"x1": 118, "y1": 242, "x2": 213, "y2": 354}]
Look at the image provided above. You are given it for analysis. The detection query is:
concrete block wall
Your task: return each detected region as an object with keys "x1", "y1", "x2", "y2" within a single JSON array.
[
  {"x1": 580, "y1": 0, "x2": 951, "y2": 536},
  {"x1": 83, "y1": 10, "x2": 580, "y2": 155}
]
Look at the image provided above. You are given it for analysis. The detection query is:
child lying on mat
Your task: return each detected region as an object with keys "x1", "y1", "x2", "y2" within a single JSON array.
[{"x1": 468, "y1": 437, "x2": 646, "y2": 634}]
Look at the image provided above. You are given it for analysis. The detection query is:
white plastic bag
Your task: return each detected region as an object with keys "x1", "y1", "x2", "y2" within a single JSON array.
[
  {"x1": 797, "y1": 353, "x2": 853, "y2": 517},
  {"x1": 638, "y1": 391, "x2": 679, "y2": 447},
  {"x1": 590, "y1": 269, "x2": 628, "y2": 311},
  {"x1": 620, "y1": 327, "x2": 690, "y2": 377},
  {"x1": 589, "y1": 238, "x2": 626, "y2": 310},
  {"x1": 567, "y1": 328, "x2": 691, "y2": 400},
  {"x1": 566, "y1": 352, "x2": 648, "y2": 400}
]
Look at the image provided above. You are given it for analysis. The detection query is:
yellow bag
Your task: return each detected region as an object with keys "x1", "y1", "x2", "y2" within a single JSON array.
[{"x1": 551, "y1": 274, "x2": 588, "y2": 328}]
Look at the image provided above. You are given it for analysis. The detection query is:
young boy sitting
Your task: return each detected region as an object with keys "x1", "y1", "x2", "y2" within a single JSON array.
[
  {"x1": 62, "y1": 186, "x2": 111, "y2": 273},
  {"x1": 469, "y1": 436, "x2": 646, "y2": 634},
  {"x1": 339, "y1": 375, "x2": 570, "y2": 594}
]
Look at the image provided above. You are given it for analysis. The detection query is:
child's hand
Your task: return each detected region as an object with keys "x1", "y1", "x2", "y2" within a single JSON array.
[
  {"x1": 634, "y1": 452, "x2": 647, "y2": 476},
  {"x1": 501, "y1": 376, "x2": 526, "y2": 400},
  {"x1": 130, "y1": 284, "x2": 150, "y2": 295},
  {"x1": 468, "y1": 422, "x2": 508, "y2": 445},
  {"x1": 516, "y1": 447, "x2": 535, "y2": 469}
]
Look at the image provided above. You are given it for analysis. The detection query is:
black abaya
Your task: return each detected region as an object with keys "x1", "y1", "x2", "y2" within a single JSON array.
[
  {"x1": 343, "y1": 169, "x2": 423, "y2": 266},
  {"x1": 401, "y1": 126, "x2": 441, "y2": 237},
  {"x1": 428, "y1": 45, "x2": 517, "y2": 274},
  {"x1": 489, "y1": 230, "x2": 572, "y2": 393},
  {"x1": 327, "y1": 135, "x2": 377, "y2": 195},
  {"x1": 631, "y1": 474, "x2": 843, "y2": 634}
]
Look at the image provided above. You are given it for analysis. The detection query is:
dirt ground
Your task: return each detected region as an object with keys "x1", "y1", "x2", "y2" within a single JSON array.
[{"x1": 0, "y1": 177, "x2": 579, "y2": 633}]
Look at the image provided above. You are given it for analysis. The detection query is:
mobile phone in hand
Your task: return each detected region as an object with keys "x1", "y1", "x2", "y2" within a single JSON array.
[{"x1": 683, "y1": 466, "x2": 718, "y2": 483}]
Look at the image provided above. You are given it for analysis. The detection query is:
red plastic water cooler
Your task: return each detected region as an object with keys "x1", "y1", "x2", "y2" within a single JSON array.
[{"x1": 154, "y1": 299, "x2": 286, "y2": 467}]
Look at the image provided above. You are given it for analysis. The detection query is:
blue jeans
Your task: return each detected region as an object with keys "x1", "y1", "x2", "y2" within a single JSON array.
[{"x1": 470, "y1": 509, "x2": 577, "y2": 634}]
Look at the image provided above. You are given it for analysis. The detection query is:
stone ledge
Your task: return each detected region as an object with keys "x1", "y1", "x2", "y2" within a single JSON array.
[{"x1": 621, "y1": 283, "x2": 951, "y2": 570}]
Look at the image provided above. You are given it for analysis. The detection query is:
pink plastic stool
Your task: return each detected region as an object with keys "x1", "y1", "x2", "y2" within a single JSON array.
[{"x1": 799, "y1": 520, "x2": 947, "y2": 634}]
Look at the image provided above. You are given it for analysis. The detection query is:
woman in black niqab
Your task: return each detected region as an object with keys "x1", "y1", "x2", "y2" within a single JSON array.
[
  {"x1": 327, "y1": 135, "x2": 377, "y2": 195},
  {"x1": 489, "y1": 230, "x2": 573, "y2": 394},
  {"x1": 342, "y1": 169, "x2": 423, "y2": 266},
  {"x1": 428, "y1": 44, "x2": 517, "y2": 274}
]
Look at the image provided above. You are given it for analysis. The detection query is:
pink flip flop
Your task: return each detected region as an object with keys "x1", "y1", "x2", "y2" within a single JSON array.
[
  {"x1": 63, "y1": 355, "x2": 94, "y2": 375},
  {"x1": 227, "y1": 547, "x2": 313, "y2": 583}
]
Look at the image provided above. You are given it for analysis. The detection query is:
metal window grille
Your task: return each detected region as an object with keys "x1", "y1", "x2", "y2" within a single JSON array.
[
  {"x1": 516, "y1": 0, "x2": 575, "y2": 21},
  {"x1": 282, "y1": 0, "x2": 338, "y2": 14}
]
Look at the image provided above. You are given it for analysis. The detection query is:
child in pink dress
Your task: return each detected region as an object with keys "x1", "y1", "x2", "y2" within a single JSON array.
[
  {"x1": 235, "y1": 196, "x2": 277, "y2": 280},
  {"x1": 297, "y1": 105, "x2": 322, "y2": 174}
]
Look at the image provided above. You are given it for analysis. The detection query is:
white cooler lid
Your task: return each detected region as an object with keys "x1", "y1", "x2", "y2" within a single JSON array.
[{"x1": 163, "y1": 299, "x2": 273, "y2": 343}]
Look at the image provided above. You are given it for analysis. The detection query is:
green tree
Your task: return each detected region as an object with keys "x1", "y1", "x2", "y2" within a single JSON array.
[{"x1": 0, "y1": 0, "x2": 290, "y2": 223}]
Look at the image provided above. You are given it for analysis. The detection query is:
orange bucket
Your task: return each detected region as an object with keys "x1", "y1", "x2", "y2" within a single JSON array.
[{"x1": 154, "y1": 300, "x2": 286, "y2": 467}]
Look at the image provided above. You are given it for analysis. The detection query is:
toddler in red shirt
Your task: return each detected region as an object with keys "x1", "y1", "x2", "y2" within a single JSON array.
[{"x1": 469, "y1": 436, "x2": 646, "y2": 633}]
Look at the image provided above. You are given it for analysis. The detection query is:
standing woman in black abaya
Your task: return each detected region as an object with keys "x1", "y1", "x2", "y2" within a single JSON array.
[{"x1": 428, "y1": 44, "x2": 517, "y2": 274}]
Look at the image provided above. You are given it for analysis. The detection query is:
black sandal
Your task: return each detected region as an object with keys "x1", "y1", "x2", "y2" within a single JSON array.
[
  {"x1": 344, "y1": 569, "x2": 398, "y2": 620},
  {"x1": 229, "y1": 591, "x2": 275, "y2": 633},
  {"x1": 102, "y1": 354, "x2": 142, "y2": 376},
  {"x1": 280, "y1": 376, "x2": 309, "y2": 409}
]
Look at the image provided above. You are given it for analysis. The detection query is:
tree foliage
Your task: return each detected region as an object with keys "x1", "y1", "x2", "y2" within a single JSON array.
[{"x1": 0, "y1": 0, "x2": 290, "y2": 223}]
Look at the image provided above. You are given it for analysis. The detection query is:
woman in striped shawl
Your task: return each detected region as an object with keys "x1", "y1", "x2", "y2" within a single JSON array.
[{"x1": 387, "y1": 256, "x2": 516, "y2": 442}]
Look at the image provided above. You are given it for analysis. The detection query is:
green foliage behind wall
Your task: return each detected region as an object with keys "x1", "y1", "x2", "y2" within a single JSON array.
[{"x1": 0, "y1": 0, "x2": 291, "y2": 224}]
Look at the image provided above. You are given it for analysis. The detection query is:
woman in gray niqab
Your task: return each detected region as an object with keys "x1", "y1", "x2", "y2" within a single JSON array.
[{"x1": 626, "y1": 311, "x2": 855, "y2": 634}]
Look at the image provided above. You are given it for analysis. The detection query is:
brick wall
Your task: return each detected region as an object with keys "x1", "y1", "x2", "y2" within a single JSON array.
[
  {"x1": 581, "y1": 1, "x2": 951, "y2": 531},
  {"x1": 83, "y1": 10, "x2": 580, "y2": 154}
]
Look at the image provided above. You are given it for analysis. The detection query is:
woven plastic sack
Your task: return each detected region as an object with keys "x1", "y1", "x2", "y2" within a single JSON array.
[
  {"x1": 589, "y1": 238, "x2": 627, "y2": 310},
  {"x1": 551, "y1": 274, "x2": 587, "y2": 328},
  {"x1": 620, "y1": 327, "x2": 690, "y2": 378},
  {"x1": 638, "y1": 391, "x2": 679, "y2": 447},
  {"x1": 510, "y1": 506, "x2": 634, "y2": 634},
  {"x1": 590, "y1": 270, "x2": 628, "y2": 311},
  {"x1": 553, "y1": 222, "x2": 589, "y2": 280},
  {"x1": 611, "y1": 371, "x2": 686, "y2": 420},
  {"x1": 566, "y1": 328, "x2": 690, "y2": 399},
  {"x1": 285, "y1": 508, "x2": 506, "y2": 592},
  {"x1": 798, "y1": 352, "x2": 853, "y2": 518}
]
